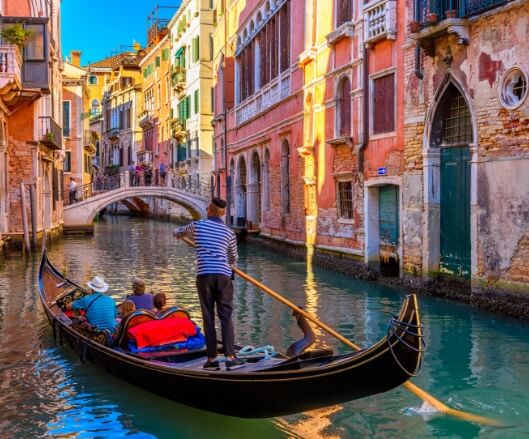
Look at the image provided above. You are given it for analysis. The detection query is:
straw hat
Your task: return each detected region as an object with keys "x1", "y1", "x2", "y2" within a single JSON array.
[{"x1": 87, "y1": 275, "x2": 109, "y2": 293}]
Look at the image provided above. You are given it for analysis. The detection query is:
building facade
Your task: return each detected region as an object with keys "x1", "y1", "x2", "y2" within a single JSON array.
[
  {"x1": 403, "y1": 0, "x2": 529, "y2": 296},
  {"x1": 0, "y1": 0, "x2": 64, "y2": 247},
  {"x1": 100, "y1": 53, "x2": 143, "y2": 174},
  {"x1": 168, "y1": 0, "x2": 215, "y2": 189}
]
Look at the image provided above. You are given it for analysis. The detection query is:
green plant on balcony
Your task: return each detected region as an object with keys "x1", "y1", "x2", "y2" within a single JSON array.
[
  {"x1": 45, "y1": 131, "x2": 55, "y2": 143},
  {"x1": 0, "y1": 24, "x2": 35, "y2": 50},
  {"x1": 105, "y1": 164, "x2": 120, "y2": 176}
]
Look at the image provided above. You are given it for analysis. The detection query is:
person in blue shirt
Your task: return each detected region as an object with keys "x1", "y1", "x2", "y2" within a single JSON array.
[
  {"x1": 126, "y1": 278, "x2": 154, "y2": 310},
  {"x1": 173, "y1": 197, "x2": 244, "y2": 371},
  {"x1": 66, "y1": 275, "x2": 117, "y2": 332}
]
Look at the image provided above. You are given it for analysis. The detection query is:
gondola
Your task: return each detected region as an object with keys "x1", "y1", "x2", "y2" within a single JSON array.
[{"x1": 38, "y1": 250, "x2": 425, "y2": 418}]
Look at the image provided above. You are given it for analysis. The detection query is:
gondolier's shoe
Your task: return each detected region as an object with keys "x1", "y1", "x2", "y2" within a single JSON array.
[
  {"x1": 225, "y1": 357, "x2": 245, "y2": 370},
  {"x1": 203, "y1": 360, "x2": 220, "y2": 370}
]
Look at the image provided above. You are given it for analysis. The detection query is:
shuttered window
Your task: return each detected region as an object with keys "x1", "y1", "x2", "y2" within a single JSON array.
[
  {"x1": 155, "y1": 56, "x2": 161, "y2": 67},
  {"x1": 336, "y1": 0, "x2": 352, "y2": 27},
  {"x1": 337, "y1": 180, "x2": 353, "y2": 219},
  {"x1": 62, "y1": 101, "x2": 71, "y2": 137},
  {"x1": 373, "y1": 73, "x2": 395, "y2": 134},
  {"x1": 194, "y1": 89, "x2": 199, "y2": 114}
]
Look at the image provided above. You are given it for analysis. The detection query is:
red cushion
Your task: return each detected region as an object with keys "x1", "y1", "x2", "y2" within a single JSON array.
[
  {"x1": 64, "y1": 309, "x2": 85, "y2": 318},
  {"x1": 127, "y1": 317, "x2": 197, "y2": 349}
]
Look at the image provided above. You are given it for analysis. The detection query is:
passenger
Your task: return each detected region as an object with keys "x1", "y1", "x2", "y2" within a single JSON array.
[
  {"x1": 66, "y1": 275, "x2": 117, "y2": 332},
  {"x1": 126, "y1": 278, "x2": 154, "y2": 310},
  {"x1": 119, "y1": 300, "x2": 136, "y2": 320},
  {"x1": 153, "y1": 292, "x2": 167, "y2": 313}
]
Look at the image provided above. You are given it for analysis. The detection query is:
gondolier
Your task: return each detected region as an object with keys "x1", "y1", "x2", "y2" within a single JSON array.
[{"x1": 173, "y1": 197, "x2": 244, "y2": 370}]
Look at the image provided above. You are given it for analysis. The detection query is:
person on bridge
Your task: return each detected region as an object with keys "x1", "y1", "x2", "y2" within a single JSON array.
[
  {"x1": 128, "y1": 161, "x2": 136, "y2": 186},
  {"x1": 173, "y1": 197, "x2": 244, "y2": 371},
  {"x1": 159, "y1": 162, "x2": 167, "y2": 186},
  {"x1": 126, "y1": 278, "x2": 154, "y2": 311},
  {"x1": 69, "y1": 177, "x2": 78, "y2": 204}
]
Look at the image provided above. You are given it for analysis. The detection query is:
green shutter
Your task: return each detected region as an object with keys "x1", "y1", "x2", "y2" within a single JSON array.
[
  {"x1": 194, "y1": 89, "x2": 199, "y2": 114},
  {"x1": 162, "y1": 48, "x2": 169, "y2": 61},
  {"x1": 143, "y1": 68, "x2": 148, "y2": 78},
  {"x1": 193, "y1": 36, "x2": 200, "y2": 62},
  {"x1": 184, "y1": 96, "x2": 190, "y2": 119},
  {"x1": 156, "y1": 56, "x2": 161, "y2": 67}
]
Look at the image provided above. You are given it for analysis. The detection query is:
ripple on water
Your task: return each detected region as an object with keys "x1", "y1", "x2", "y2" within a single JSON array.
[{"x1": 1, "y1": 217, "x2": 529, "y2": 438}]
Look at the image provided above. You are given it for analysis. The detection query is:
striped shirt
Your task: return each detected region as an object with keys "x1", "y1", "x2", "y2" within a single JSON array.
[{"x1": 177, "y1": 217, "x2": 238, "y2": 277}]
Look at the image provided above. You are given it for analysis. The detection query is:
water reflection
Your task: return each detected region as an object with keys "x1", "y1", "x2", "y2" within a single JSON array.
[{"x1": 1, "y1": 216, "x2": 529, "y2": 438}]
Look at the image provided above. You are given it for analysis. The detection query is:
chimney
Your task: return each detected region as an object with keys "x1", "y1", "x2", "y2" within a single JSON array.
[{"x1": 70, "y1": 50, "x2": 82, "y2": 67}]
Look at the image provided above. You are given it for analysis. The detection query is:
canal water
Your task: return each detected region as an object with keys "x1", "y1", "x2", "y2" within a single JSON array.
[{"x1": 1, "y1": 217, "x2": 529, "y2": 438}]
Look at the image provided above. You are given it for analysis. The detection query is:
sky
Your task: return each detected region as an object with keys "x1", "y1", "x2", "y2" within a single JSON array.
[{"x1": 61, "y1": 0, "x2": 181, "y2": 66}]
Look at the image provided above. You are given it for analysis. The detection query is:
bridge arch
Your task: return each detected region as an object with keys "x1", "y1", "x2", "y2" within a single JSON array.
[{"x1": 64, "y1": 186, "x2": 209, "y2": 230}]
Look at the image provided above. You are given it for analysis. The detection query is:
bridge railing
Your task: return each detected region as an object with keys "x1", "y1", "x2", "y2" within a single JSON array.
[
  {"x1": 64, "y1": 170, "x2": 212, "y2": 207},
  {"x1": 64, "y1": 175, "x2": 121, "y2": 206}
]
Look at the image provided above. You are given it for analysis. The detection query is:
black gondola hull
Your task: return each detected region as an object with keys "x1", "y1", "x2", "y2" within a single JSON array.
[{"x1": 38, "y1": 251, "x2": 423, "y2": 418}]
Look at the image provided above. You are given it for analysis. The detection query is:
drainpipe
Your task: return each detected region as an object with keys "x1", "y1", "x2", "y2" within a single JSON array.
[
  {"x1": 414, "y1": 0, "x2": 424, "y2": 79},
  {"x1": 358, "y1": 46, "x2": 369, "y2": 181},
  {"x1": 223, "y1": 0, "x2": 231, "y2": 224}
]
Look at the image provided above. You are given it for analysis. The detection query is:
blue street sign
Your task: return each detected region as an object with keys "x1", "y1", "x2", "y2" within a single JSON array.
[{"x1": 378, "y1": 167, "x2": 387, "y2": 176}]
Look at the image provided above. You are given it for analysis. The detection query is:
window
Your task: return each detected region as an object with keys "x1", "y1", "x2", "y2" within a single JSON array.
[
  {"x1": 336, "y1": 0, "x2": 352, "y2": 27},
  {"x1": 25, "y1": 24, "x2": 45, "y2": 60},
  {"x1": 211, "y1": 86, "x2": 215, "y2": 114},
  {"x1": 155, "y1": 56, "x2": 161, "y2": 67},
  {"x1": 281, "y1": 140, "x2": 290, "y2": 214},
  {"x1": 64, "y1": 151, "x2": 72, "y2": 172},
  {"x1": 337, "y1": 179, "x2": 353, "y2": 219},
  {"x1": 442, "y1": 93, "x2": 472, "y2": 145},
  {"x1": 336, "y1": 77, "x2": 351, "y2": 137},
  {"x1": 373, "y1": 73, "x2": 395, "y2": 134},
  {"x1": 209, "y1": 34, "x2": 214, "y2": 61},
  {"x1": 192, "y1": 37, "x2": 200, "y2": 62},
  {"x1": 194, "y1": 89, "x2": 199, "y2": 114},
  {"x1": 62, "y1": 101, "x2": 71, "y2": 137},
  {"x1": 162, "y1": 48, "x2": 170, "y2": 61},
  {"x1": 499, "y1": 67, "x2": 528, "y2": 110},
  {"x1": 89, "y1": 75, "x2": 98, "y2": 85}
]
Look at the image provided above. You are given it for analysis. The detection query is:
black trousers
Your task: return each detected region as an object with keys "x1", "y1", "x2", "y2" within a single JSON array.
[{"x1": 196, "y1": 274, "x2": 235, "y2": 358}]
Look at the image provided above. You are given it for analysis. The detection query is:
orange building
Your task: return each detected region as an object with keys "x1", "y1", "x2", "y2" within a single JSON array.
[{"x1": 0, "y1": 0, "x2": 64, "y2": 248}]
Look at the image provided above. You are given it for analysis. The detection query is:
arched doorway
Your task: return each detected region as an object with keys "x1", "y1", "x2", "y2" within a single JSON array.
[
  {"x1": 236, "y1": 156, "x2": 247, "y2": 227},
  {"x1": 427, "y1": 82, "x2": 473, "y2": 278},
  {"x1": 248, "y1": 150, "x2": 261, "y2": 227}
]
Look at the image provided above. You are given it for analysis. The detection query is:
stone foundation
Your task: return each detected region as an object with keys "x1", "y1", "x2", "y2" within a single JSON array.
[{"x1": 248, "y1": 234, "x2": 529, "y2": 321}]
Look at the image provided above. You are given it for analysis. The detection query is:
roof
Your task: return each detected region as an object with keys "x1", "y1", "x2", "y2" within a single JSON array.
[{"x1": 87, "y1": 52, "x2": 139, "y2": 69}]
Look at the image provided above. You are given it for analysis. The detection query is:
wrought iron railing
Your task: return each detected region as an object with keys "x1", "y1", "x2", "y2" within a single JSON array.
[
  {"x1": 419, "y1": 0, "x2": 510, "y2": 21},
  {"x1": 64, "y1": 171, "x2": 212, "y2": 206},
  {"x1": 38, "y1": 116, "x2": 62, "y2": 150}
]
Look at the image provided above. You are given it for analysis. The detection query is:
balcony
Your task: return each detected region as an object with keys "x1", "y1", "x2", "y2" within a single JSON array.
[
  {"x1": 410, "y1": 0, "x2": 511, "y2": 55},
  {"x1": 171, "y1": 67, "x2": 186, "y2": 98},
  {"x1": 171, "y1": 118, "x2": 186, "y2": 141},
  {"x1": 138, "y1": 110, "x2": 154, "y2": 129},
  {"x1": 83, "y1": 130, "x2": 97, "y2": 155},
  {"x1": 364, "y1": 0, "x2": 397, "y2": 45},
  {"x1": 0, "y1": 45, "x2": 22, "y2": 90},
  {"x1": 38, "y1": 116, "x2": 62, "y2": 150},
  {"x1": 235, "y1": 72, "x2": 291, "y2": 126},
  {"x1": 107, "y1": 127, "x2": 120, "y2": 140}
]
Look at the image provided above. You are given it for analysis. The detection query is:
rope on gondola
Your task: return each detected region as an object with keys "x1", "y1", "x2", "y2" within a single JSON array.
[
  {"x1": 387, "y1": 317, "x2": 425, "y2": 377},
  {"x1": 237, "y1": 345, "x2": 276, "y2": 360}
]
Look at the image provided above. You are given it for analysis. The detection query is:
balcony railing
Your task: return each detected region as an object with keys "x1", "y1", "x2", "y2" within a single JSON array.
[
  {"x1": 38, "y1": 116, "x2": 62, "y2": 150},
  {"x1": 0, "y1": 44, "x2": 22, "y2": 88},
  {"x1": 235, "y1": 72, "x2": 291, "y2": 126},
  {"x1": 416, "y1": 0, "x2": 510, "y2": 22},
  {"x1": 364, "y1": 0, "x2": 397, "y2": 44}
]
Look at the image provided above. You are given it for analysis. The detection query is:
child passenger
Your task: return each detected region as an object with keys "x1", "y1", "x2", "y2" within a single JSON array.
[
  {"x1": 153, "y1": 293, "x2": 167, "y2": 313},
  {"x1": 118, "y1": 300, "x2": 136, "y2": 322}
]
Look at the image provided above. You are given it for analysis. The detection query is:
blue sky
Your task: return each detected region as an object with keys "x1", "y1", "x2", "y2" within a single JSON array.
[{"x1": 61, "y1": 0, "x2": 181, "y2": 66}]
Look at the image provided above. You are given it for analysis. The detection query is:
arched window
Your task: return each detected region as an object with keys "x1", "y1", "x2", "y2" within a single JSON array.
[
  {"x1": 337, "y1": 77, "x2": 351, "y2": 137},
  {"x1": 91, "y1": 99, "x2": 99, "y2": 115},
  {"x1": 89, "y1": 75, "x2": 98, "y2": 85},
  {"x1": 281, "y1": 140, "x2": 290, "y2": 214}
]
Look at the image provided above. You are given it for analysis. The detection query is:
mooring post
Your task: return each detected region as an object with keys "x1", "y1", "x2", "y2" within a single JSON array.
[
  {"x1": 29, "y1": 184, "x2": 37, "y2": 249},
  {"x1": 19, "y1": 182, "x2": 31, "y2": 252}
]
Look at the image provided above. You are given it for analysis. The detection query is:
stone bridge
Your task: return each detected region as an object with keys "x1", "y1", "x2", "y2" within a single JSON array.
[{"x1": 64, "y1": 173, "x2": 210, "y2": 231}]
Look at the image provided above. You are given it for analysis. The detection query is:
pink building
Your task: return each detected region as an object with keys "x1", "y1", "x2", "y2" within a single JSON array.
[{"x1": 213, "y1": 0, "x2": 406, "y2": 276}]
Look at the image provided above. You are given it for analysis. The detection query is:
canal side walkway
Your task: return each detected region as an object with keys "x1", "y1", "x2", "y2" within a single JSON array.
[{"x1": 247, "y1": 235, "x2": 529, "y2": 321}]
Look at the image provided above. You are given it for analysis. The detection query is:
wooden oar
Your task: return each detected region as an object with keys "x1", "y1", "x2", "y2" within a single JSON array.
[{"x1": 180, "y1": 236, "x2": 502, "y2": 426}]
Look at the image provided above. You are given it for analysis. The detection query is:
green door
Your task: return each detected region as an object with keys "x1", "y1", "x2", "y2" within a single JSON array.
[
  {"x1": 379, "y1": 185, "x2": 399, "y2": 246},
  {"x1": 440, "y1": 146, "x2": 470, "y2": 278}
]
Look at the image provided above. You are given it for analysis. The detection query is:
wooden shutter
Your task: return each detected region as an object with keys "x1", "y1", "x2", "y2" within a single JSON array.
[
  {"x1": 337, "y1": 0, "x2": 352, "y2": 27},
  {"x1": 280, "y1": 3, "x2": 290, "y2": 73},
  {"x1": 194, "y1": 89, "x2": 199, "y2": 114},
  {"x1": 373, "y1": 74, "x2": 395, "y2": 134}
]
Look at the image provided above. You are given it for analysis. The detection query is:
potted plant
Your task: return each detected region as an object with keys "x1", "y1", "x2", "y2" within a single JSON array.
[
  {"x1": 409, "y1": 20, "x2": 422, "y2": 33},
  {"x1": 0, "y1": 23, "x2": 34, "y2": 50},
  {"x1": 425, "y1": 12, "x2": 439, "y2": 24},
  {"x1": 45, "y1": 131, "x2": 54, "y2": 143}
]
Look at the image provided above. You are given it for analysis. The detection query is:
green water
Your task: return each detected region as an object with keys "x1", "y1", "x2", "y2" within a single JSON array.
[{"x1": 0, "y1": 216, "x2": 528, "y2": 438}]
